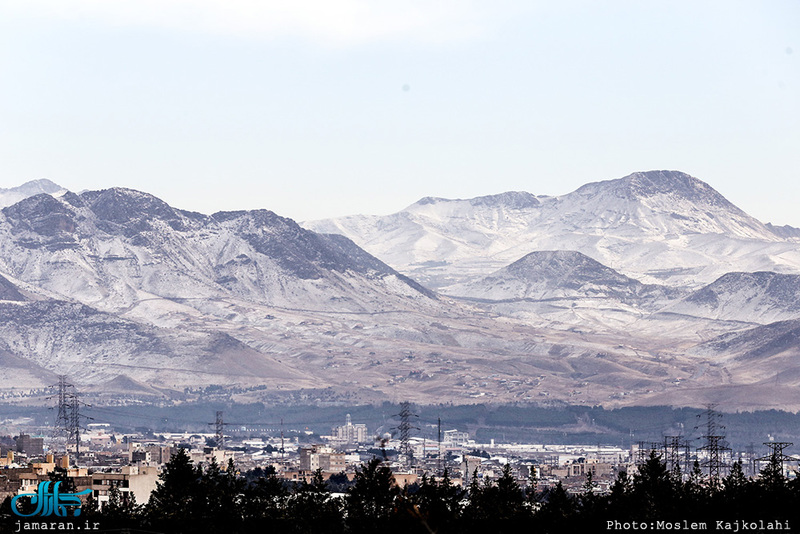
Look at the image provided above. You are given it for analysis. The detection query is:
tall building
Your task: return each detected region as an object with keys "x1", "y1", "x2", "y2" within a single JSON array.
[
  {"x1": 332, "y1": 414, "x2": 368, "y2": 444},
  {"x1": 15, "y1": 434, "x2": 44, "y2": 457}
]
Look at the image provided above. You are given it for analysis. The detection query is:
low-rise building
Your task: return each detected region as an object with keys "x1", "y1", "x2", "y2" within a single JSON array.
[{"x1": 299, "y1": 445, "x2": 346, "y2": 473}]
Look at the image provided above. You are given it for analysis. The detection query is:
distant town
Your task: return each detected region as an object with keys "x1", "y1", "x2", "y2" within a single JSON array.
[{"x1": 2, "y1": 403, "x2": 796, "y2": 510}]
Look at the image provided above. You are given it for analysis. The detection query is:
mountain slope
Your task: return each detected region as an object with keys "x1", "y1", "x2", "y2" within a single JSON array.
[
  {"x1": 447, "y1": 250, "x2": 675, "y2": 305},
  {"x1": 664, "y1": 272, "x2": 800, "y2": 324},
  {"x1": 306, "y1": 170, "x2": 800, "y2": 290},
  {"x1": 4, "y1": 178, "x2": 800, "y2": 409},
  {"x1": 0, "y1": 298, "x2": 319, "y2": 391},
  {"x1": 0, "y1": 189, "x2": 438, "y2": 317},
  {"x1": 0, "y1": 179, "x2": 66, "y2": 208},
  {"x1": 0, "y1": 273, "x2": 26, "y2": 302}
]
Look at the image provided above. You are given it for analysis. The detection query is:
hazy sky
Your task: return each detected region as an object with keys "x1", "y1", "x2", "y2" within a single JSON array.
[{"x1": 1, "y1": 1, "x2": 798, "y2": 224}]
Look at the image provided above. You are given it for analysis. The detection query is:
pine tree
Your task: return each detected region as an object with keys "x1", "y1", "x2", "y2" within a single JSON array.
[
  {"x1": 535, "y1": 481, "x2": 574, "y2": 533},
  {"x1": 242, "y1": 464, "x2": 288, "y2": 523},
  {"x1": 287, "y1": 469, "x2": 343, "y2": 533},
  {"x1": 146, "y1": 447, "x2": 203, "y2": 531},
  {"x1": 102, "y1": 483, "x2": 141, "y2": 526},
  {"x1": 631, "y1": 451, "x2": 680, "y2": 520},
  {"x1": 345, "y1": 458, "x2": 399, "y2": 532}
]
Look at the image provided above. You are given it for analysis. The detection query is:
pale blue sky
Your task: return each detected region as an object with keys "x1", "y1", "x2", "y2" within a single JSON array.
[{"x1": 1, "y1": 1, "x2": 798, "y2": 224}]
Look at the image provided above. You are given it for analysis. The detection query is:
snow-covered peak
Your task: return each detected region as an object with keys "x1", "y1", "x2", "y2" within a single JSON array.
[
  {"x1": 0, "y1": 179, "x2": 67, "y2": 208},
  {"x1": 411, "y1": 191, "x2": 540, "y2": 210},
  {"x1": 0, "y1": 187, "x2": 440, "y2": 315},
  {"x1": 305, "y1": 170, "x2": 799, "y2": 290},
  {"x1": 574, "y1": 170, "x2": 732, "y2": 206},
  {"x1": 11, "y1": 178, "x2": 64, "y2": 195},
  {"x1": 80, "y1": 187, "x2": 191, "y2": 226},
  {"x1": 446, "y1": 250, "x2": 661, "y2": 302},
  {"x1": 548, "y1": 170, "x2": 772, "y2": 240},
  {"x1": 504, "y1": 250, "x2": 631, "y2": 282}
]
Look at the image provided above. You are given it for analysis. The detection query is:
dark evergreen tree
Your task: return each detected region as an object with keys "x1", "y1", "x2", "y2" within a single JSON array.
[
  {"x1": 576, "y1": 470, "x2": 601, "y2": 527},
  {"x1": 199, "y1": 457, "x2": 245, "y2": 531},
  {"x1": 405, "y1": 470, "x2": 464, "y2": 533},
  {"x1": 754, "y1": 450, "x2": 791, "y2": 521},
  {"x1": 345, "y1": 458, "x2": 399, "y2": 533},
  {"x1": 98, "y1": 483, "x2": 142, "y2": 528},
  {"x1": 535, "y1": 481, "x2": 575, "y2": 533},
  {"x1": 462, "y1": 468, "x2": 491, "y2": 522},
  {"x1": 681, "y1": 458, "x2": 710, "y2": 514},
  {"x1": 630, "y1": 451, "x2": 680, "y2": 520},
  {"x1": 711, "y1": 459, "x2": 752, "y2": 520},
  {"x1": 146, "y1": 447, "x2": 204, "y2": 532},
  {"x1": 605, "y1": 469, "x2": 632, "y2": 519},
  {"x1": 242, "y1": 464, "x2": 289, "y2": 525},
  {"x1": 287, "y1": 469, "x2": 344, "y2": 533},
  {"x1": 494, "y1": 464, "x2": 528, "y2": 521}
]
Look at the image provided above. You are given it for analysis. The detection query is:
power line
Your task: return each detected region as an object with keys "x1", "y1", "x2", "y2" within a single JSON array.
[
  {"x1": 663, "y1": 435, "x2": 692, "y2": 478},
  {"x1": 394, "y1": 401, "x2": 418, "y2": 470},
  {"x1": 212, "y1": 411, "x2": 225, "y2": 450},
  {"x1": 636, "y1": 441, "x2": 662, "y2": 465},
  {"x1": 437, "y1": 416, "x2": 442, "y2": 476},
  {"x1": 696, "y1": 404, "x2": 730, "y2": 483},
  {"x1": 50, "y1": 376, "x2": 92, "y2": 461},
  {"x1": 757, "y1": 442, "x2": 794, "y2": 477}
]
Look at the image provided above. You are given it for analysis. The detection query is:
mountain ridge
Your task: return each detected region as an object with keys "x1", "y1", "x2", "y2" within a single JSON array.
[
  {"x1": 305, "y1": 170, "x2": 799, "y2": 290},
  {"x1": 3, "y1": 175, "x2": 800, "y2": 409}
]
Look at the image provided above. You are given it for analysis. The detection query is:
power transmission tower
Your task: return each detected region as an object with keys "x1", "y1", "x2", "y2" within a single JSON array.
[
  {"x1": 207, "y1": 411, "x2": 228, "y2": 450},
  {"x1": 437, "y1": 417, "x2": 443, "y2": 475},
  {"x1": 50, "y1": 376, "x2": 91, "y2": 459},
  {"x1": 54, "y1": 375, "x2": 71, "y2": 437},
  {"x1": 745, "y1": 443, "x2": 756, "y2": 477},
  {"x1": 70, "y1": 392, "x2": 81, "y2": 459},
  {"x1": 757, "y1": 442, "x2": 794, "y2": 477},
  {"x1": 663, "y1": 436, "x2": 691, "y2": 478},
  {"x1": 637, "y1": 441, "x2": 662, "y2": 465},
  {"x1": 696, "y1": 404, "x2": 730, "y2": 482},
  {"x1": 215, "y1": 411, "x2": 225, "y2": 450},
  {"x1": 56, "y1": 381, "x2": 91, "y2": 462},
  {"x1": 394, "y1": 401, "x2": 418, "y2": 469}
]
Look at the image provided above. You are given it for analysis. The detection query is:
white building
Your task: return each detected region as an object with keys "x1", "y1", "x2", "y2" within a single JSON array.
[{"x1": 332, "y1": 414, "x2": 368, "y2": 444}]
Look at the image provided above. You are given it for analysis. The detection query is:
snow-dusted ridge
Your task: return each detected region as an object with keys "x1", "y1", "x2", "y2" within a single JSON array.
[
  {"x1": 306, "y1": 170, "x2": 800, "y2": 291},
  {"x1": 0, "y1": 187, "x2": 438, "y2": 315},
  {"x1": 446, "y1": 250, "x2": 677, "y2": 305},
  {"x1": 3, "y1": 175, "x2": 800, "y2": 409},
  {"x1": 0, "y1": 179, "x2": 66, "y2": 208}
]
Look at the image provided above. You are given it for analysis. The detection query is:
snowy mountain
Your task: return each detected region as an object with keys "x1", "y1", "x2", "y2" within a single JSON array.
[
  {"x1": 0, "y1": 188, "x2": 454, "y2": 394},
  {"x1": 3, "y1": 177, "x2": 800, "y2": 409},
  {"x1": 765, "y1": 222, "x2": 800, "y2": 239},
  {"x1": 306, "y1": 171, "x2": 800, "y2": 290},
  {"x1": 0, "y1": 179, "x2": 66, "y2": 208},
  {"x1": 664, "y1": 272, "x2": 800, "y2": 325},
  {"x1": 697, "y1": 318, "x2": 800, "y2": 362},
  {"x1": 0, "y1": 298, "x2": 318, "y2": 393},
  {"x1": 0, "y1": 188, "x2": 437, "y2": 316},
  {"x1": 447, "y1": 250, "x2": 676, "y2": 305}
]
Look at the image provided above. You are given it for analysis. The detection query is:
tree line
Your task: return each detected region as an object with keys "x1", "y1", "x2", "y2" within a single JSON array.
[{"x1": 3, "y1": 449, "x2": 800, "y2": 533}]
